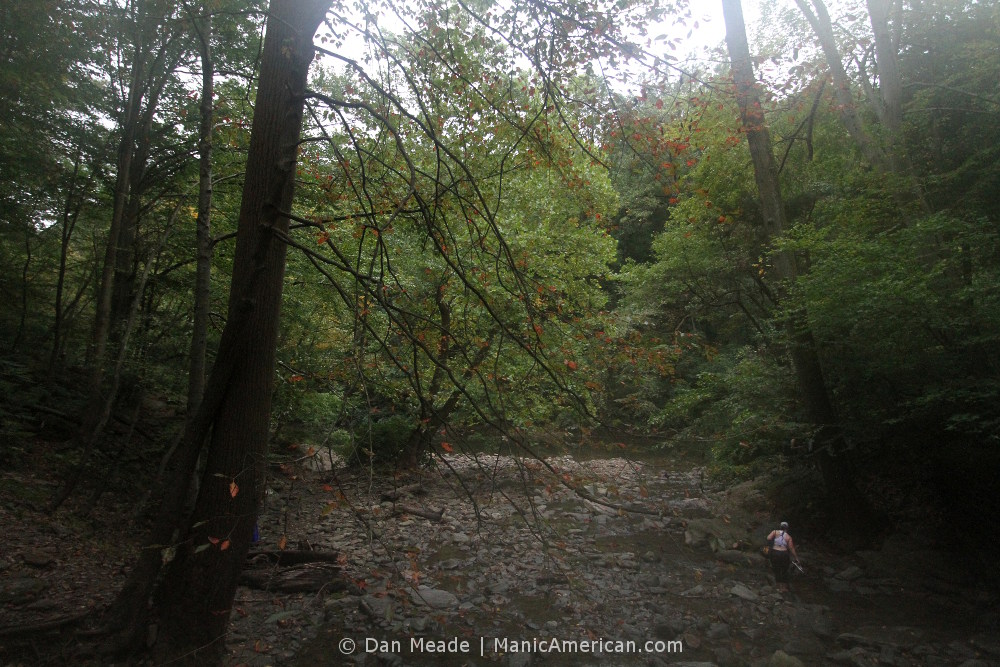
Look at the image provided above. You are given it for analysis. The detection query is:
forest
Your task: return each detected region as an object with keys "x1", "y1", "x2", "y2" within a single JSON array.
[{"x1": 1, "y1": 0, "x2": 998, "y2": 664}]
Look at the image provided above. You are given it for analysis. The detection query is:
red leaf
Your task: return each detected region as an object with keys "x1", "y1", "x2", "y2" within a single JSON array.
[
  {"x1": 220, "y1": 539, "x2": 231, "y2": 551},
  {"x1": 441, "y1": 442, "x2": 454, "y2": 452},
  {"x1": 229, "y1": 481, "x2": 239, "y2": 498},
  {"x1": 207, "y1": 536, "x2": 220, "y2": 545}
]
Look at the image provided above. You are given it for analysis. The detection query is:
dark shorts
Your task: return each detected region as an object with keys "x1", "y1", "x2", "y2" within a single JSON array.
[{"x1": 770, "y1": 549, "x2": 791, "y2": 582}]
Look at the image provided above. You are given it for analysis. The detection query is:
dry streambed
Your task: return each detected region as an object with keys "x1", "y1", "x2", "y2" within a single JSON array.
[{"x1": 225, "y1": 453, "x2": 1000, "y2": 667}]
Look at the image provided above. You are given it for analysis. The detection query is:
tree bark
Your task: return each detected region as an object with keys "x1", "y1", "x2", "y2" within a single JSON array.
[
  {"x1": 50, "y1": 154, "x2": 86, "y2": 372},
  {"x1": 188, "y1": 4, "x2": 214, "y2": 417},
  {"x1": 722, "y1": 0, "x2": 878, "y2": 533},
  {"x1": 792, "y1": 0, "x2": 888, "y2": 171},
  {"x1": 866, "y1": 0, "x2": 903, "y2": 142},
  {"x1": 147, "y1": 1, "x2": 331, "y2": 662},
  {"x1": 88, "y1": 14, "x2": 146, "y2": 388}
]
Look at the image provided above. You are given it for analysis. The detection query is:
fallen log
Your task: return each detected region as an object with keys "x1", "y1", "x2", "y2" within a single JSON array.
[
  {"x1": 393, "y1": 504, "x2": 443, "y2": 522},
  {"x1": 240, "y1": 563, "x2": 349, "y2": 594},
  {"x1": 0, "y1": 610, "x2": 89, "y2": 638},
  {"x1": 246, "y1": 549, "x2": 341, "y2": 567}
]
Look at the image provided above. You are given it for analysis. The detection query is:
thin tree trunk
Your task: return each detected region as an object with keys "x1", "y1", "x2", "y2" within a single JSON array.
[
  {"x1": 188, "y1": 4, "x2": 214, "y2": 417},
  {"x1": 50, "y1": 155, "x2": 85, "y2": 372},
  {"x1": 722, "y1": 0, "x2": 879, "y2": 533},
  {"x1": 110, "y1": 46, "x2": 184, "y2": 331},
  {"x1": 89, "y1": 31, "x2": 145, "y2": 388},
  {"x1": 792, "y1": 0, "x2": 888, "y2": 171},
  {"x1": 11, "y1": 226, "x2": 32, "y2": 352},
  {"x1": 50, "y1": 202, "x2": 181, "y2": 512}
]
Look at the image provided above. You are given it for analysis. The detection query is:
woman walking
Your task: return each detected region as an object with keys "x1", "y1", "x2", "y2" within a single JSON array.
[{"x1": 766, "y1": 521, "x2": 800, "y2": 591}]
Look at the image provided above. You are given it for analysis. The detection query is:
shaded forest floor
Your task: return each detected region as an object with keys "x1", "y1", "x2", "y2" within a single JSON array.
[{"x1": 2, "y1": 430, "x2": 1000, "y2": 666}]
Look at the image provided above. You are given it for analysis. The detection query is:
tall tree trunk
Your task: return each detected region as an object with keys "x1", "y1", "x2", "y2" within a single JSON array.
[
  {"x1": 88, "y1": 25, "x2": 146, "y2": 389},
  {"x1": 188, "y1": 4, "x2": 214, "y2": 416},
  {"x1": 50, "y1": 154, "x2": 86, "y2": 372},
  {"x1": 11, "y1": 225, "x2": 32, "y2": 352},
  {"x1": 109, "y1": 43, "x2": 184, "y2": 330},
  {"x1": 866, "y1": 0, "x2": 903, "y2": 145},
  {"x1": 722, "y1": 0, "x2": 879, "y2": 534},
  {"x1": 792, "y1": 0, "x2": 888, "y2": 171},
  {"x1": 146, "y1": 1, "x2": 331, "y2": 662}
]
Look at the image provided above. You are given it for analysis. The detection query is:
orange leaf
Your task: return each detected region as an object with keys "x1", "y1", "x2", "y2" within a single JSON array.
[
  {"x1": 306, "y1": 446, "x2": 316, "y2": 457},
  {"x1": 564, "y1": 359, "x2": 578, "y2": 370},
  {"x1": 278, "y1": 535, "x2": 288, "y2": 551},
  {"x1": 289, "y1": 374, "x2": 304, "y2": 383},
  {"x1": 220, "y1": 539, "x2": 231, "y2": 551},
  {"x1": 639, "y1": 486, "x2": 649, "y2": 498},
  {"x1": 441, "y1": 442, "x2": 454, "y2": 452},
  {"x1": 322, "y1": 484, "x2": 334, "y2": 492},
  {"x1": 229, "y1": 481, "x2": 239, "y2": 498}
]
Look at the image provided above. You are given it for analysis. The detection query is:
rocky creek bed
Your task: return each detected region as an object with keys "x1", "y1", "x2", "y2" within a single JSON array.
[
  {"x1": 2, "y1": 449, "x2": 999, "y2": 666},
  {"x1": 225, "y1": 452, "x2": 999, "y2": 667}
]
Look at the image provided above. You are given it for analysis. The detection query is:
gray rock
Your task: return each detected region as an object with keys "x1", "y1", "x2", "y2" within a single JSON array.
[
  {"x1": 359, "y1": 595, "x2": 394, "y2": 620},
  {"x1": 730, "y1": 583, "x2": 758, "y2": 601},
  {"x1": 407, "y1": 616, "x2": 430, "y2": 632},
  {"x1": 21, "y1": 549, "x2": 56, "y2": 568},
  {"x1": 0, "y1": 576, "x2": 49, "y2": 603},
  {"x1": 825, "y1": 577, "x2": 853, "y2": 593},
  {"x1": 410, "y1": 585, "x2": 459, "y2": 609},
  {"x1": 707, "y1": 622, "x2": 730, "y2": 639},
  {"x1": 826, "y1": 647, "x2": 873, "y2": 665},
  {"x1": 767, "y1": 650, "x2": 805, "y2": 667},
  {"x1": 637, "y1": 574, "x2": 661, "y2": 587},
  {"x1": 836, "y1": 565, "x2": 864, "y2": 581},
  {"x1": 837, "y1": 625, "x2": 923, "y2": 651},
  {"x1": 24, "y1": 597, "x2": 59, "y2": 611},
  {"x1": 506, "y1": 652, "x2": 532, "y2": 667},
  {"x1": 684, "y1": 518, "x2": 735, "y2": 551},
  {"x1": 715, "y1": 549, "x2": 753, "y2": 566},
  {"x1": 782, "y1": 636, "x2": 826, "y2": 656}
]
